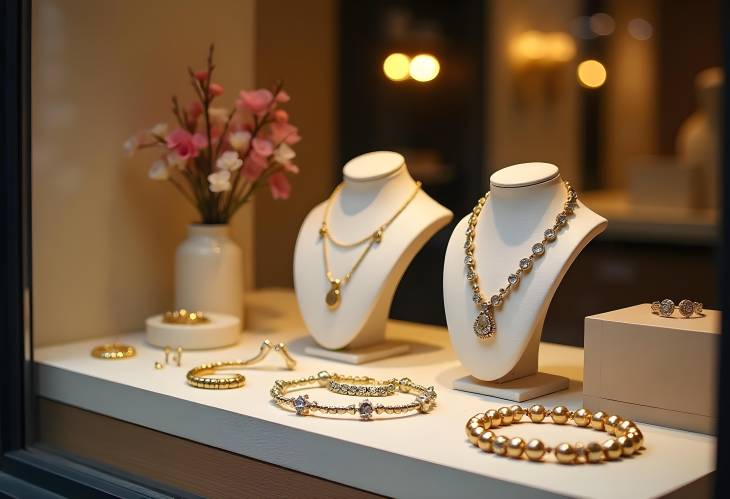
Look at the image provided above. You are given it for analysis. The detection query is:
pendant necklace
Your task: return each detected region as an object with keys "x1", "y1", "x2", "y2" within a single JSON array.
[
  {"x1": 465, "y1": 180, "x2": 577, "y2": 339},
  {"x1": 319, "y1": 181, "x2": 422, "y2": 310}
]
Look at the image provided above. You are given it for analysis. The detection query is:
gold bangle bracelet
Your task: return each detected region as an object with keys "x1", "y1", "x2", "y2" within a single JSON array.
[
  {"x1": 91, "y1": 343, "x2": 136, "y2": 360},
  {"x1": 186, "y1": 340, "x2": 297, "y2": 389},
  {"x1": 271, "y1": 371, "x2": 437, "y2": 420},
  {"x1": 465, "y1": 405, "x2": 645, "y2": 464}
]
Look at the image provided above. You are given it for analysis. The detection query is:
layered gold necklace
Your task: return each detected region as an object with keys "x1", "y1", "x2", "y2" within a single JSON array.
[
  {"x1": 465, "y1": 180, "x2": 577, "y2": 339},
  {"x1": 319, "y1": 181, "x2": 422, "y2": 310}
]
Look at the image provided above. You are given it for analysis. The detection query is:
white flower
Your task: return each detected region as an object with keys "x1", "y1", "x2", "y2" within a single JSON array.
[
  {"x1": 208, "y1": 170, "x2": 232, "y2": 192},
  {"x1": 273, "y1": 143, "x2": 296, "y2": 163},
  {"x1": 216, "y1": 150, "x2": 243, "y2": 171},
  {"x1": 148, "y1": 160, "x2": 170, "y2": 180},
  {"x1": 123, "y1": 135, "x2": 139, "y2": 157},
  {"x1": 166, "y1": 151, "x2": 186, "y2": 169},
  {"x1": 150, "y1": 122, "x2": 168, "y2": 138},
  {"x1": 229, "y1": 131, "x2": 251, "y2": 151},
  {"x1": 208, "y1": 107, "x2": 229, "y2": 124}
]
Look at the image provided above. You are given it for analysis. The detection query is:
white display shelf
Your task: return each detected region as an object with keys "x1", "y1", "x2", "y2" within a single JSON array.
[{"x1": 34, "y1": 290, "x2": 715, "y2": 498}]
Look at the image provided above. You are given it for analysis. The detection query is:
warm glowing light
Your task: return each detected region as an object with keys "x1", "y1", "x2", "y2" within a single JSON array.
[
  {"x1": 409, "y1": 54, "x2": 440, "y2": 82},
  {"x1": 544, "y1": 33, "x2": 576, "y2": 63},
  {"x1": 511, "y1": 31, "x2": 545, "y2": 63},
  {"x1": 383, "y1": 53, "x2": 411, "y2": 81},
  {"x1": 577, "y1": 59, "x2": 607, "y2": 88},
  {"x1": 628, "y1": 18, "x2": 653, "y2": 40},
  {"x1": 590, "y1": 13, "x2": 615, "y2": 36}
]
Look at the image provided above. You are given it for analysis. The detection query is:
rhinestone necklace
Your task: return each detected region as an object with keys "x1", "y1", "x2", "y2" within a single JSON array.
[
  {"x1": 465, "y1": 180, "x2": 577, "y2": 339},
  {"x1": 319, "y1": 181, "x2": 422, "y2": 310}
]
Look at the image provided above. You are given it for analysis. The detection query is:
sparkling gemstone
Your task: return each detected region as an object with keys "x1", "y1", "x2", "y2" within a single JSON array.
[
  {"x1": 544, "y1": 228, "x2": 556, "y2": 241},
  {"x1": 659, "y1": 299, "x2": 675, "y2": 317},
  {"x1": 479, "y1": 301, "x2": 490, "y2": 311},
  {"x1": 508, "y1": 273, "x2": 519, "y2": 285},
  {"x1": 464, "y1": 238, "x2": 473, "y2": 249},
  {"x1": 359, "y1": 399, "x2": 374, "y2": 420},
  {"x1": 694, "y1": 302, "x2": 704, "y2": 314},
  {"x1": 294, "y1": 395, "x2": 309, "y2": 416},
  {"x1": 474, "y1": 310, "x2": 495, "y2": 339},
  {"x1": 466, "y1": 269, "x2": 477, "y2": 281},
  {"x1": 519, "y1": 258, "x2": 532, "y2": 271},
  {"x1": 490, "y1": 294, "x2": 502, "y2": 306},
  {"x1": 556, "y1": 214, "x2": 568, "y2": 226},
  {"x1": 678, "y1": 299, "x2": 695, "y2": 318},
  {"x1": 465, "y1": 255, "x2": 474, "y2": 265},
  {"x1": 532, "y1": 243, "x2": 545, "y2": 256},
  {"x1": 472, "y1": 292, "x2": 481, "y2": 304},
  {"x1": 465, "y1": 227, "x2": 473, "y2": 236}
]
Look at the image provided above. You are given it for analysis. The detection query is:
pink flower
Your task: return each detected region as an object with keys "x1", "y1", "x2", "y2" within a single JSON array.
[
  {"x1": 187, "y1": 101, "x2": 203, "y2": 123},
  {"x1": 273, "y1": 109, "x2": 289, "y2": 123},
  {"x1": 252, "y1": 137, "x2": 273, "y2": 157},
  {"x1": 209, "y1": 82, "x2": 224, "y2": 97},
  {"x1": 270, "y1": 122, "x2": 301, "y2": 145},
  {"x1": 194, "y1": 70, "x2": 208, "y2": 82},
  {"x1": 283, "y1": 162, "x2": 300, "y2": 174},
  {"x1": 242, "y1": 152, "x2": 268, "y2": 180},
  {"x1": 192, "y1": 133, "x2": 208, "y2": 150},
  {"x1": 236, "y1": 89, "x2": 274, "y2": 114},
  {"x1": 275, "y1": 90, "x2": 291, "y2": 103},
  {"x1": 268, "y1": 172, "x2": 292, "y2": 200},
  {"x1": 165, "y1": 128, "x2": 203, "y2": 160}
]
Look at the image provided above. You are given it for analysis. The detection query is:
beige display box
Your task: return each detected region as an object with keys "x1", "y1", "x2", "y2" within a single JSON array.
[{"x1": 584, "y1": 304, "x2": 720, "y2": 434}]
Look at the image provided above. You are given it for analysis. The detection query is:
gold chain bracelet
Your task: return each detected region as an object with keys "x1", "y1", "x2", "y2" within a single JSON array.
[
  {"x1": 271, "y1": 371, "x2": 437, "y2": 420},
  {"x1": 186, "y1": 340, "x2": 296, "y2": 389},
  {"x1": 465, "y1": 404, "x2": 645, "y2": 464},
  {"x1": 326, "y1": 374, "x2": 398, "y2": 397}
]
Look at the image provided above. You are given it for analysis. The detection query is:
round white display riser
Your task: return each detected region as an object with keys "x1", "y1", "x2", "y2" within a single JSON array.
[
  {"x1": 294, "y1": 151, "x2": 453, "y2": 350},
  {"x1": 443, "y1": 162, "x2": 607, "y2": 381},
  {"x1": 145, "y1": 313, "x2": 241, "y2": 350},
  {"x1": 175, "y1": 224, "x2": 244, "y2": 328}
]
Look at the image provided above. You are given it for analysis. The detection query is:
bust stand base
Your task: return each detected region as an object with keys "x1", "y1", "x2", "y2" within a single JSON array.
[
  {"x1": 303, "y1": 338, "x2": 410, "y2": 365},
  {"x1": 453, "y1": 372, "x2": 569, "y2": 402}
]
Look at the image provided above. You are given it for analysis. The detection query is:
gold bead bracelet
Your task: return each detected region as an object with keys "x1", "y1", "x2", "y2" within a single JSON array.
[
  {"x1": 271, "y1": 371, "x2": 437, "y2": 420},
  {"x1": 465, "y1": 405, "x2": 645, "y2": 464}
]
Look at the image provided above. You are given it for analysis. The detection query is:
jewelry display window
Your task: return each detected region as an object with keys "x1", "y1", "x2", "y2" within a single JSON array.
[{"x1": 1, "y1": 0, "x2": 728, "y2": 498}]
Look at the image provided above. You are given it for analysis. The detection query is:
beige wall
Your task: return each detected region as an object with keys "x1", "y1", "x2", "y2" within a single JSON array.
[
  {"x1": 486, "y1": 0, "x2": 582, "y2": 187},
  {"x1": 32, "y1": 0, "x2": 256, "y2": 346},
  {"x1": 253, "y1": 0, "x2": 337, "y2": 288}
]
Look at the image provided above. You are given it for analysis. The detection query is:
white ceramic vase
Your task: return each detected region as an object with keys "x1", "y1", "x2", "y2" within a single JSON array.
[{"x1": 175, "y1": 224, "x2": 244, "y2": 325}]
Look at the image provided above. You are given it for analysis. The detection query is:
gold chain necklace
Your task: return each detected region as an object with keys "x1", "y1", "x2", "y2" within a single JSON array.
[
  {"x1": 465, "y1": 180, "x2": 577, "y2": 339},
  {"x1": 319, "y1": 181, "x2": 422, "y2": 310}
]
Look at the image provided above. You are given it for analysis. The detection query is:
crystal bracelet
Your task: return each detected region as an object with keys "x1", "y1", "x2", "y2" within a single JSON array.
[
  {"x1": 326, "y1": 374, "x2": 398, "y2": 397},
  {"x1": 465, "y1": 405, "x2": 645, "y2": 464},
  {"x1": 270, "y1": 371, "x2": 437, "y2": 420}
]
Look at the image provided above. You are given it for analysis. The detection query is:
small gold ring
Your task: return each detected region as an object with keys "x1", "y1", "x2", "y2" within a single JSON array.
[
  {"x1": 162, "y1": 309, "x2": 210, "y2": 325},
  {"x1": 91, "y1": 344, "x2": 136, "y2": 360}
]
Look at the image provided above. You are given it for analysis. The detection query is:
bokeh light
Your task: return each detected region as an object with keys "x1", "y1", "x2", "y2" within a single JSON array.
[
  {"x1": 383, "y1": 53, "x2": 411, "y2": 81},
  {"x1": 409, "y1": 54, "x2": 440, "y2": 82},
  {"x1": 577, "y1": 59, "x2": 607, "y2": 88},
  {"x1": 590, "y1": 13, "x2": 616, "y2": 36},
  {"x1": 628, "y1": 18, "x2": 653, "y2": 41},
  {"x1": 544, "y1": 32, "x2": 576, "y2": 63}
]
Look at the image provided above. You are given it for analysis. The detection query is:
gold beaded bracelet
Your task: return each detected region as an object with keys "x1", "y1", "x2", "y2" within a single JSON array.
[
  {"x1": 270, "y1": 371, "x2": 437, "y2": 420},
  {"x1": 465, "y1": 404, "x2": 645, "y2": 464}
]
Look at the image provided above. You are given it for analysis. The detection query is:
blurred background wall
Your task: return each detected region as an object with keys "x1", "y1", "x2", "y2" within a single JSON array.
[{"x1": 32, "y1": 0, "x2": 256, "y2": 346}]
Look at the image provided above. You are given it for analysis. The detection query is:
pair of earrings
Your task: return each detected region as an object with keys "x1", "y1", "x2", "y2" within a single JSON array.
[{"x1": 154, "y1": 346, "x2": 183, "y2": 369}]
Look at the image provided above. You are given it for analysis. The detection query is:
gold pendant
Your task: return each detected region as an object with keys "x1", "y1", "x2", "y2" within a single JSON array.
[
  {"x1": 326, "y1": 279, "x2": 341, "y2": 310},
  {"x1": 473, "y1": 305, "x2": 496, "y2": 339}
]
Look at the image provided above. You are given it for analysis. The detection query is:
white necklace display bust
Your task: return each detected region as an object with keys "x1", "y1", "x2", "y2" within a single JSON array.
[
  {"x1": 443, "y1": 162, "x2": 607, "y2": 395},
  {"x1": 294, "y1": 151, "x2": 452, "y2": 352}
]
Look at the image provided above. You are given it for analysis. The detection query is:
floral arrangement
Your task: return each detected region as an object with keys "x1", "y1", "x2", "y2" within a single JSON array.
[{"x1": 124, "y1": 46, "x2": 300, "y2": 224}]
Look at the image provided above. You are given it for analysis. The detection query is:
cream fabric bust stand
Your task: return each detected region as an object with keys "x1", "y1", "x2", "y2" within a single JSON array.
[
  {"x1": 444, "y1": 163, "x2": 607, "y2": 401},
  {"x1": 294, "y1": 151, "x2": 452, "y2": 363}
]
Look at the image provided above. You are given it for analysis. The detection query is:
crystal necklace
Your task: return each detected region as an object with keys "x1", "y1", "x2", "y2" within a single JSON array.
[
  {"x1": 319, "y1": 181, "x2": 422, "y2": 310},
  {"x1": 465, "y1": 180, "x2": 577, "y2": 339}
]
